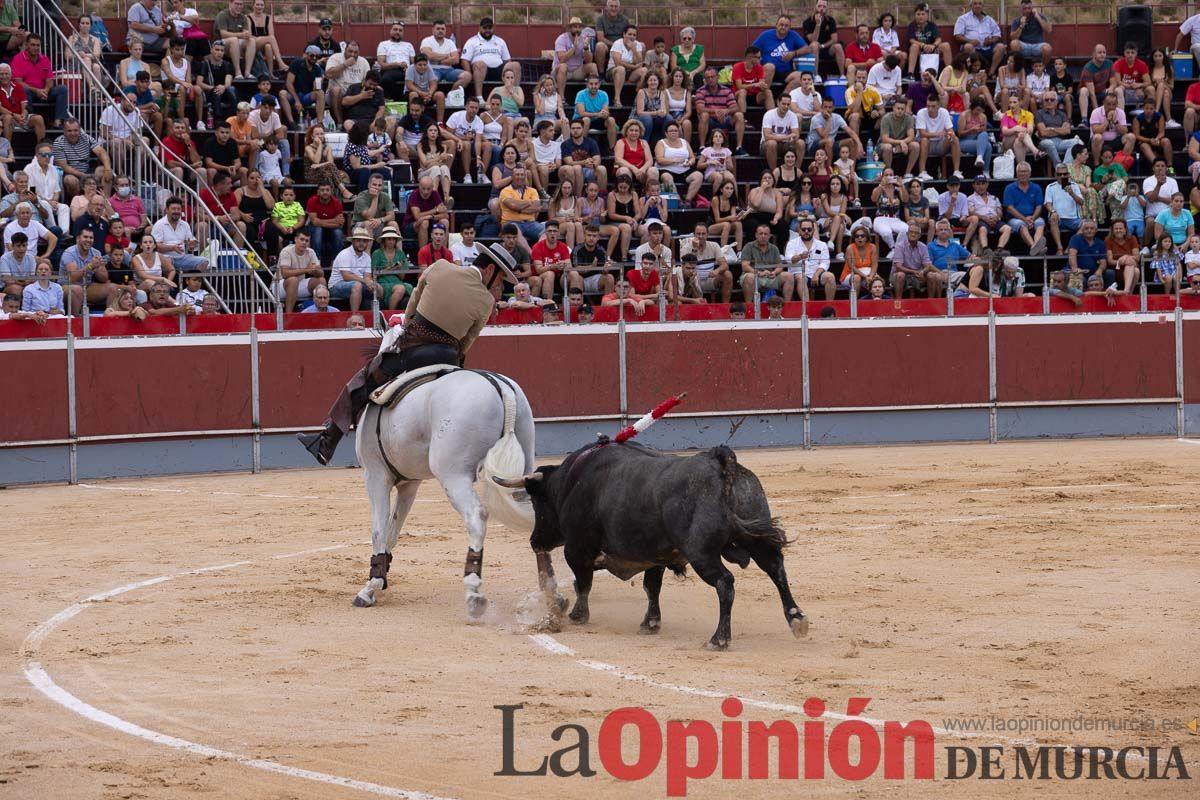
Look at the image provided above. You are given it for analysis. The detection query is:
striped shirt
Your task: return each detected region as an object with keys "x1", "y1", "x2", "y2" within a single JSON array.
[
  {"x1": 51, "y1": 133, "x2": 98, "y2": 172},
  {"x1": 695, "y1": 83, "x2": 736, "y2": 112}
]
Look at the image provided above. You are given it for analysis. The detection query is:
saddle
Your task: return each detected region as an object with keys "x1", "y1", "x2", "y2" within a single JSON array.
[{"x1": 369, "y1": 364, "x2": 460, "y2": 408}]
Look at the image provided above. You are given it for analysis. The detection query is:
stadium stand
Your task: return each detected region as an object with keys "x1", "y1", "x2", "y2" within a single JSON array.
[{"x1": 5, "y1": 0, "x2": 1200, "y2": 333}]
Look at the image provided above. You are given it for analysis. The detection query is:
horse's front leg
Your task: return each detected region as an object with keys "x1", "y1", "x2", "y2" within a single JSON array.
[{"x1": 444, "y1": 476, "x2": 490, "y2": 619}]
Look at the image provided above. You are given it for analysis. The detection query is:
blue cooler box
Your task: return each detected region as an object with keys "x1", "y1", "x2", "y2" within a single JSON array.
[
  {"x1": 857, "y1": 161, "x2": 884, "y2": 182},
  {"x1": 824, "y1": 78, "x2": 847, "y2": 107},
  {"x1": 1173, "y1": 53, "x2": 1194, "y2": 79},
  {"x1": 793, "y1": 55, "x2": 816, "y2": 74}
]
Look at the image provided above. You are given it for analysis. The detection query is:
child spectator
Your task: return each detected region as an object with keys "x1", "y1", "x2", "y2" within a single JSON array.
[
  {"x1": 256, "y1": 137, "x2": 285, "y2": 191},
  {"x1": 367, "y1": 117, "x2": 393, "y2": 163},
  {"x1": 729, "y1": 301, "x2": 746, "y2": 319},
  {"x1": 833, "y1": 143, "x2": 860, "y2": 208},
  {"x1": 1121, "y1": 181, "x2": 1147, "y2": 239},
  {"x1": 267, "y1": 183, "x2": 304, "y2": 253},
  {"x1": 104, "y1": 216, "x2": 131, "y2": 258},
  {"x1": 177, "y1": 273, "x2": 208, "y2": 306},
  {"x1": 864, "y1": 274, "x2": 891, "y2": 299},
  {"x1": 766, "y1": 294, "x2": 784, "y2": 318},
  {"x1": 1151, "y1": 232, "x2": 1181, "y2": 294}
]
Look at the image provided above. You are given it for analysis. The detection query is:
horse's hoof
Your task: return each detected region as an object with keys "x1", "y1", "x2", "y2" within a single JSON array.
[
  {"x1": 352, "y1": 593, "x2": 375, "y2": 608},
  {"x1": 638, "y1": 619, "x2": 661, "y2": 635},
  {"x1": 553, "y1": 594, "x2": 569, "y2": 613},
  {"x1": 790, "y1": 615, "x2": 810, "y2": 639},
  {"x1": 705, "y1": 638, "x2": 730, "y2": 651},
  {"x1": 467, "y1": 594, "x2": 489, "y2": 618}
]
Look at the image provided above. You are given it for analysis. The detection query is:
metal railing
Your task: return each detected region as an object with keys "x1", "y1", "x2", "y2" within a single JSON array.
[{"x1": 26, "y1": 0, "x2": 277, "y2": 313}]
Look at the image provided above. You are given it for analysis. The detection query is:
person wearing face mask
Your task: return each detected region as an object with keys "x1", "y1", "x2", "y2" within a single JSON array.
[
  {"x1": 1043, "y1": 164, "x2": 1083, "y2": 255},
  {"x1": 109, "y1": 176, "x2": 150, "y2": 241}
]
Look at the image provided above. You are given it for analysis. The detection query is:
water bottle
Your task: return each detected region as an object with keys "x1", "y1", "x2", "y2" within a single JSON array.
[
  {"x1": 206, "y1": 109, "x2": 214, "y2": 130},
  {"x1": 866, "y1": 139, "x2": 875, "y2": 161}
]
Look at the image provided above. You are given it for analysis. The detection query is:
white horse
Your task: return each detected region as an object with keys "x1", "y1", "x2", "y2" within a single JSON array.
[{"x1": 352, "y1": 324, "x2": 539, "y2": 617}]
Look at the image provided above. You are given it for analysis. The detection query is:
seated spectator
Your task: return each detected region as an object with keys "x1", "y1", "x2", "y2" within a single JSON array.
[
  {"x1": 196, "y1": 40, "x2": 238, "y2": 122},
  {"x1": 1034, "y1": 92, "x2": 1074, "y2": 169},
  {"x1": 308, "y1": 18, "x2": 339, "y2": 67},
  {"x1": 0, "y1": 63, "x2": 43, "y2": 144},
  {"x1": 632, "y1": 222, "x2": 672, "y2": 273},
  {"x1": 21, "y1": 260, "x2": 64, "y2": 316},
  {"x1": 1089, "y1": 89, "x2": 1135, "y2": 164},
  {"x1": 655, "y1": 122, "x2": 703, "y2": 207},
  {"x1": 667, "y1": 254, "x2": 706, "y2": 305},
  {"x1": 131, "y1": 233, "x2": 177, "y2": 293},
  {"x1": 416, "y1": 222, "x2": 453, "y2": 268},
  {"x1": 99, "y1": 92, "x2": 142, "y2": 168},
  {"x1": 603, "y1": 173, "x2": 640, "y2": 259},
  {"x1": 841, "y1": 226, "x2": 879, "y2": 295},
  {"x1": 394, "y1": 95, "x2": 436, "y2": 162},
  {"x1": 104, "y1": 287, "x2": 148, "y2": 320},
  {"x1": 143, "y1": 280, "x2": 196, "y2": 316},
  {"x1": 867, "y1": 54, "x2": 903, "y2": 105},
  {"x1": 461, "y1": 17, "x2": 519, "y2": 101},
  {"x1": 250, "y1": 73, "x2": 295, "y2": 132},
  {"x1": 301, "y1": 284, "x2": 335, "y2": 313},
  {"x1": 118, "y1": 36, "x2": 161, "y2": 97},
  {"x1": 1045, "y1": 164, "x2": 1084, "y2": 254},
  {"x1": 634, "y1": 72, "x2": 669, "y2": 146},
  {"x1": 806, "y1": 96, "x2": 858, "y2": 162},
  {"x1": 639, "y1": 180, "x2": 672, "y2": 247},
  {"x1": 109, "y1": 175, "x2": 150, "y2": 241},
  {"x1": 328, "y1": 226, "x2": 377, "y2": 311},
  {"x1": 371, "y1": 224, "x2": 411, "y2": 309},
  {"x1": 286, "y1": 45, "x2": 326, "y2": 127},
  {"x1": 249, "y1": 96, "x2": 290, "y2": 170},
  {"x1": 343, "y1": 120, "x2": 390, "y2": 192},
  {"x1": 733, "y1": 46, "x2": 774, "y2": 113},
  {"x1": 938, "y1": 177, "x2": 969, "y2": 227},
  {"x1": 375, "y1": 21, "x2": 415, "y2": 100},
  {"x1": 844, "y1": 24, "x2": 883, "y2": 84},
  {"x1": 444, "y1": 97, "x2": 488, "y2": 184},
  {"x1": 1155, "y1": 193, "x2": 1195, "y2": 249},
  {"x1": 695, "y1": 67, "x2": 747, "y2": 156},
  {"x1": 304, "y1": 181, "x2": 345, "y2": 261},
  {"x1": 878, "y1": 101, "x2": 917, "y2": 177},
  {"x1": 925, "y1": 219, "x2": 969, "y2": 296},
  {"x1": 248, "y1": 0, "x2": 289, "y2": 73},
  {"x1": 890, "y1": 222, "x2": 936, "y2": 298},
  {"x1": 69, "y1": 178, "x2": 110, "y2": 223},
  {"x1": 671, "y1": 26, "x2": 706, "y2": 88},
  {"x1": 530, "y1": 120, "x2": 567, "y2": 196},
  {"x1": 707, "y1": 175, "x2": 745, "y2": 250},
  {"x1": 498, "y1": 167, "x2": 544, "y2": 245},
  {"x1": 566, "y1": 223, "x2": 616, "y2": 297},
  {"x1": 999, "y1": 94, "x2": 1036, "y2": 166},
  {"x1": 698, "y1": 128, "x2": 735, "y2": 193},
  {"x1": 870, "y1": 167, "x2": 909, "y2": 250},
  {"x1": 1009, "y1": 0, "x2": 1052, "y2": 64},
  {"x1": 326, "y1": 40, "x2": 369, "y2": 125},
  {"x1": 784, "y1": 218, "x2": 833, "y2": 301},
  {"x1": 955, "y1": 99, "x2": 992, "y2": 178},
  {"x1": 528, "y1": 220, "x2": 571, "y2": 300},
  {"x1": 613, "y1": 119, "x2": 656, "y2": 186},
  {"x1": 1112, "y1": 42, "x2": 1150, "y2": 113},
  {"x1": 0, "y1": 229, "x2": 35, "y2": 297},
  {"x1": 800, "y1": 1, "x2": 844, "y2": 77},
  {"x1": 644, "y1": 36, "x2": 670, "y2": 90},
  {"x1": 915, "y1": 94, "x2": 961, "y2": 181},
  {"x1": 419, "y1": 20, "x2": 471, "y2": 93},
  {"x1": 71, "y1": 194, "x2": 110, "y2": 245},
  {"x1": 71, "y1": 16, "x2": 103, "y2": 82},
  {"x1": 405, "y1": 175, "x2": 450, "y2": 249},
  {"x1": 574, "y1": 74, "x2": 618, "y2": 150},
  {"x1": 128, "y1": 0, "x2": 173, "y2": 57},
  {"x1": 148, "y1": 196, "x2": 208, "y2": 273},
  {"x1": 501, "y1": 281, "x2": 556, "y2": 310},
  {"x1": 1104, "y1": 219, "x2": 1142, "y2": 294},
  {"x1": 905, "y1": 67, "x2": 944, "y2": 116},
  {"x1": 265, "y1": 181, "x2": 303, "y2": 252},
  {"x1": 161, "y1": 117, "x2": 203, "y2": 184},
  {"x1": 410, "y1": 124, "x2": 452, "y2": 201},
  {"x1": 177, "y1": 272, "x2": 208, "y2": 308},
  {"x1": 873, "y1": 13, "x2": 901, "y2": 60},
  {"x1": 234, "y1": 169, "x2": 274, "y2": 250},
  {"x1": 679, "y1": 222, "x2": 733, "y2": 302},
  {"x1": 554, "y1": 17, "x2": 598, "y2": 98},
  {"x1": 906, "y1": 4, "x2": 952, "y2": 81},
  {"x1": 4, "y1": 202, "x2": 55, "y2": 256},
  {"x1": 593, "y1": 0, "x2": 629, "y2": 74},
  {"x1": 303, "y1": 126, "x2": 353, "y2": 201},
  {"x1": 626, "y1": 251, "x2": 663, "y2": 302},
  {"x1": 24, "y1": 143, "x2": 69, "y2": 232},
  {"x1": 161, "y1": 38, "x2": 202, "y2": 126},
  {"x1": 760, "y1": 93, "x2": 801, "y2": 172},
  {"x1": 275, "y1": 229, "x2": 324, "y2": 312},
  {"x1": 740, "y1": 223, "x2": 791, "y2": 302},
  {"x1": 844, "y1": 76, "x2": 884, "y2": 141},
  {"x1": 963, "y1": 177, "x2": 1011, "y2": 255},
  {"x1": 214, "y1": 0, "x2": 256, "y2": 79},
  {"x1": 347, "y1": 173, "x2": 394, "y2": 240},
  {"x1": 404, "y1": 54, "x2": 446, "y2": 124},
  {"x1": 995, "y1": 53, "x2": 1029, "y2": 111},
  {"x1": 199, "y1": 172, "x2": 249, "y2": 240},
  {"x1": 787, "y1": 71, "x2": 822, "y2": 132},
  {"x1": 53, "y1": 122, "x2": 111, "y2": 202},
  {"x1": 1134, "y1": 96, "x2": 1172, "y2": 167},
  {"x1": 1002, "y1": 162, "x2": 1047, "y2": 254},
  {"x1": 953, "y1": 0, "x2": 1007, "y2": 76},
  {"x1": 1069, "y1": 219, "x2": 1112, "y2": 287}
]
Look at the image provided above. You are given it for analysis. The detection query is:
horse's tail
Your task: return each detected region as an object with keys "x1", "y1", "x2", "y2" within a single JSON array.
[{"x1": 477, "y1": 377, "x2": 535, "y2": 533}]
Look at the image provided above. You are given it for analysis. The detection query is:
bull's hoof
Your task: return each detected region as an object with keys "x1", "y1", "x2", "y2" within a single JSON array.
[
  {"x1": 790, "y1": 615, "x2": 810, "y2": 639},
  {"x1": 705, "y1": 637, "x2": 730, "y2": 651},
  {"x1": 568, "y1": 609, "x2": 589, "y2": 625},
  {"x1": 553, "y1": 594, "x2": 569, "y2": 613},
  {"x1": 352, "y1": 592, "x2": 375, "y2": 608},
  {"x1": 638, "y1": 618, "x2": 661, "y2": 635},
  {"x1": 466, "y1": 594, "x2": 489, "y2": 618}
]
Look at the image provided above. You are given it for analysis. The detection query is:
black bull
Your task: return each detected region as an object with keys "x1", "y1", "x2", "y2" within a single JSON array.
[{"x1": 498, "y1": 442, "x2": 809, "y2": 650}]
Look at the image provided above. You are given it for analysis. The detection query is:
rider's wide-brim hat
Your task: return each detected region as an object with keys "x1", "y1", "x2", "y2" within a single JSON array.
[{"x1": 475, "y1": 242, "x2": 520, "y2": 285}]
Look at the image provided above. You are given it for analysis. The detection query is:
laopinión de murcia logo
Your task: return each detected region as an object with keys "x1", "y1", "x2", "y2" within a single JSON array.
[{"x1": 495, "y1": 699, "x2": 1191, "y2": 795}]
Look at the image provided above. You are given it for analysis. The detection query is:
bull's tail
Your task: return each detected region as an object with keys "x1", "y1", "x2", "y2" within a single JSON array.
[
  {"x1": 711, "y1": 445, "x2": 789, "y2": 552},
  {"x1": 477, "y1": 378, "x2": 536, "y2": 533}
]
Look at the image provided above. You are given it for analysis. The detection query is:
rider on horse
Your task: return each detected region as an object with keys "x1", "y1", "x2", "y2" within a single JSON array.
[{"x1": 298, "y1": 240, "x2": 519, "y2": 465}]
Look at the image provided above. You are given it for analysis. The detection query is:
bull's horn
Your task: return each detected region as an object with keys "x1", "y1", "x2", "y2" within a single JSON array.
[{"x1": 491, "y1": 476, "x2": 527, "y2": 488}]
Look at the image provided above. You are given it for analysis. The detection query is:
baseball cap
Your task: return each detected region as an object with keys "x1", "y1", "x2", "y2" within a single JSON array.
[
  {"x1": 319, "y1": 18, "x2": 332, "y2": 28},
  {"x1": 304, "y1": 44, "x2": 322, "y2": 55},
  {"x1": 569, "y1": 16, "x2": 583, "y2": 25}
]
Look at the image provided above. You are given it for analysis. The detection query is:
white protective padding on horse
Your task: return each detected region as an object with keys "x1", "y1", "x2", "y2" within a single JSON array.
[{"x1": 476, "y1": 380, "x2": 535, "y2": 533}]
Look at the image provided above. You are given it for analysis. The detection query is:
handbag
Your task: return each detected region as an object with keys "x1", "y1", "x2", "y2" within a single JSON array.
[
  {"x1": 991, "y1": 151, "x2": 1015, "y2": 180},
  {"x1": 182, "y1": 25, "x2": 208, "y2": 41}
]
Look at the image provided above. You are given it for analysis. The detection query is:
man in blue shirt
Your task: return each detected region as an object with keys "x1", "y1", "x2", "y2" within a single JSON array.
[
  {"x1": 1068, "y1": 220, "x2": 1111, "y2": 286},
  {"x1": 573, "y1": 75, "x2": 617, "y2": 148},
  {"x1": 753, "y1": 14, "x2": 809, "y2": 88},
  {"x1": 1002, "y1": 161, "x2": 1047, "y2": 255},
  {"x1": 59, "y1": 228, "x2": 114, "y2": 313},
  {"x1": 1043, "y1": 164, "x2": 1084, "y2": 254},
  {"x1": 926, "y1": 220, "x2": 970, "y2": 296},
  {"x1": 21, "y1": 260, "x2": 64, "y2": 315}
]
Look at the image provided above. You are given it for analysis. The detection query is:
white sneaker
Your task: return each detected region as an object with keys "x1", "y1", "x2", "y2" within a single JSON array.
[
  {"x1": 195, "y1": 120, "x2": 206, "y2": 131},
  {"x1": 952, "y1": 170, "x2": 964, "y2": 180},
  {"x1": 917, "y1": 171, "x2": 933, "y2": 181},
  {"x1": 974, "y1": 155, "x2": 984, "y2": 167},
  {"x1": 813, "y1": 74, "x2": 823, "y2": 85},
  {"x1": 903, "y1": 173, "x2": 914, "y2": 181},
  {"x1": 1167, "y1": 119, "x2": 1183, "y2": 129},
  {"x1": 463, "y1": 174, "x2": 473, "y2": 184}
]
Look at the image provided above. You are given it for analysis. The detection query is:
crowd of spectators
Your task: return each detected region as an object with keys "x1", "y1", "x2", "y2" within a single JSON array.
[{"x1": 8, "y1": 1, "x2": 1200, "y2": 328}]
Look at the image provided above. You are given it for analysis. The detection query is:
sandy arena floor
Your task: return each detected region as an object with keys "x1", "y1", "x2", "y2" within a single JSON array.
[{"x1": 2, "y1": 439, "x2": 1199, "y2": 799}]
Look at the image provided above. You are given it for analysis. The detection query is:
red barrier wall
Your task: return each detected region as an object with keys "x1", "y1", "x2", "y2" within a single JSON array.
[{"x1": 8, "y1": 349, "x2": 69, "y2": 441}]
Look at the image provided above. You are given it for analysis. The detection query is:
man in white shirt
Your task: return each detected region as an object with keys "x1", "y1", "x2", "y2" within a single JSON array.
[
  {"x1": 632, "y1": 223, "x2": 672, "y2": 270},
  {"x1": 761, "y1": 93, "x2": 800, "y2": 170},
  {"x1": 22, "y1": 145, "x2": 68, "y2": 231},
  {"x1": 99, "y1": 91, "x2": 142, "y2": 163},
  {"x1": 532, "y1": 119, "x2": 566, "y2": 193},
  {"x1": 915, "y1": 93, "x2": 962, "y2": 181},
  {"x1": 866, "y1": 55, "x2": 903, "y2": 102},
  {"x1": 328, "y1": 226, "x2": 377, "y2": 312},
  {"x1": 151, "y1": 197, "x2": 209, "y2": 271},
  {"x1": 787, "y1": 71, "x2": 822, "y2": 132},
  {"x1": 784, "y1": 218, "x2": 833, "y2": 301},
  {"x1": 325, "y1": 40, "x2": 369, "y2": 124},
  {"x1": 443, "y1": 97, "x2": 488, "y2": 183},
  {"x1": 376, "y1": 21, "x2": 416, "y2": 101},
  {"x1": 678, "y1": 222, "x2": 732, "y2": 301},
  {"x1": 275, "y1": 229, "x2": 325, "y2": 311},
  {"x1": 460, "y1": 17, "x2": 519, "y2": 100},
  {"x1": 451, "y1": 223, "x2": 482, "y2": 265},
  {"x1": 953, "y1": 0, "x2": 1007, "y2": 76},
  {"x1": 249, "y1": 97, "x2": 290, "y2": 165},
  {"x1": 1143, "y1": 157, "x2": 1179, "y2": 240},
  {"x1": 1174, "y1": 14, "x2": 1200, "y2": 73},
  {"x1": 420, "y1": 20, "x2": 471, "y2": 92},
  {"x1": 963, "y1": 176, "x2": 1012, "y2": 253}
]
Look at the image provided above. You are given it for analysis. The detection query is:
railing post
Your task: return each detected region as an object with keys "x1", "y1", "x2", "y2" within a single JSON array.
[
  {"x1": 849, "y1": 278, "x2": 857, "y2": 318},
  {"x1": 1178, "y1": 306, "x2": 1186, "y2": 439},
  {"x1": 1042, "y1": 283, "x2": 1050, "y2": 315},
  {"x1": 66, "y1": 318, "x2": 77, "y2": 485},
  {"x1": 988, "y1": 306, "x2": 998, "y2": 445},
  {"x1": 617, "y1": 274, "x2": 628, "y2": 425},
  {"x1": 251, "y1": 324, "x2": 262, "y2": 473},
  {"x1": 801, "y1": 307, "x2": 812, "y2": 450}
]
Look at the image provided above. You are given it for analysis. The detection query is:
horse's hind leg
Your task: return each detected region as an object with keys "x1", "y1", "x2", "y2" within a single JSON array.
[
  {"x1": 353, "y1": 474, "x2": 419, "y2": 607},
  {"x1": 442, "y1": 474, "x2": 491, "y2": 619}
]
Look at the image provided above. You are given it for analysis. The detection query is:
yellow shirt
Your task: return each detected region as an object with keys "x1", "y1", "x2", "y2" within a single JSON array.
[
  {"x1": 1001, "y1": 108, "x2": 1034, "y2": 131},
  {"x1": 498, "y1": 185, "x2": 539, "y2": 223},
  {"x1": 846, "y1": 86, "x2": 882, "y2": 113}
]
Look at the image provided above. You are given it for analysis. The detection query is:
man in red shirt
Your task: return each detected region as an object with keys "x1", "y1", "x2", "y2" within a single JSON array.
[
  {"x1": 732, "y1": 46, "x2": 773, "y2": 114},
  {"x1": 9, "y1": 34, "x2": 68, "y2": 127},
  {"x1": 199, "y1": 172, "x2": 248, "y2": 240},
  {"x1": 305, "y1": 181, "x2": 345, "y2": 260},
  {"x1": 844, "y1": 24, "x2": 883, "y2": 84},
  {"x1": 528, "y1": 220, "x2": 571, "y2": 300},
  {"x1": 161, "y1": 118, "x2": 201, "y2": 183},
  {"x1": 1112, "y1": 42, "x2": 1149, "y2": 112},
  {"x1": 625, "y1": 251, "x2": 661, "y2": 301},
  {"x1": 416, "y1": 223, "x2": 454, "y2": 267},
  {"x1": 1184, "y1": 81, "x2": 1200, "y2": 138},
  {"x1": 0, "y1": 63, "x2": 42, "y2": 141}
]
